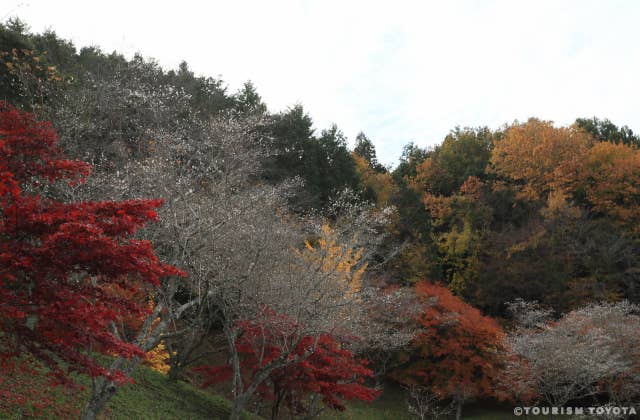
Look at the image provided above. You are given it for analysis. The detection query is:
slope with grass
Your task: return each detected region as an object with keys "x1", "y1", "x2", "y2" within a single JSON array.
[
  {"x1": 102, "y1": 367, "x2": 257, "y2": 420},
  {"x1": 1, "y1": 362, "x2": 257, "y2": 420}
]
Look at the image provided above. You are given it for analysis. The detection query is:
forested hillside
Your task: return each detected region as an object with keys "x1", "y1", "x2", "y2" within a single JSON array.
[{"x1": 2, "y1": 18, "x2": 640, "y2": 420}]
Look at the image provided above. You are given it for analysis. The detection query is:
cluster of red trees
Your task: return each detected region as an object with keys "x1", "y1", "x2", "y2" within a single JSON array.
[
  {"x1": 195, "y1": 309, "x2": 379, "y2": 419},
  {"x1": 0, "y1": 104, "x2": 383, "y2": 417},
  {"x1": 391, "y1": 281, "x2": 507, "y2": 420},
  {"x1": 0, "y1": 102, "x2": 182, "y2": 399},
  {"x1": 8, "y1": 103, "x2": 631, "y2": 420}
]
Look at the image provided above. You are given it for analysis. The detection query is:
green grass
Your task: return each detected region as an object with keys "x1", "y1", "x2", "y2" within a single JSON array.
[
  {"x1": 1, "y1": 359, "x2": 257, "y2": 420},
  {"x1": 105, "y1": 373, "x2": 516, "y2": 420},
  {"x1": 108, "y1": 373, "x2": 514, "y2": 420},
  {"x1": 102, "y1": 367, "x2": 257, "y2": 420},
  {"x1": 4, "y1": 361, "x2": 520, "y2": 419},
  {"x1": 318, "y1": 385, "x2": 516, "y2": 420},
  {"x1": 319, "y1": 385, "x2": 412, "y2": 420},
  {"x1": 463, "y1": 407, "x2": 519, "y2": 420}
]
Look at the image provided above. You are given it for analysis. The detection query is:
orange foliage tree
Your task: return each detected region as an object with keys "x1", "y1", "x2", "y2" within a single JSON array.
[
  {"x1": 491, "y1": 118, "x2": 640, "y2": 230},
  {"x1": 490, "y1": 118, "x2": 593, "y2": 201},
  {"x1": 576, "y1": 141, "x2": 640, "y2": 227},
  {"x1": 393, "y1": 281, "x2": 505, "y2": 420}
]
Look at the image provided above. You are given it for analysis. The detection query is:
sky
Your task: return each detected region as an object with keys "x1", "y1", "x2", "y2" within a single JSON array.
[{"x1": 5, "y1": 0, "x2": 640, "y2": 166}]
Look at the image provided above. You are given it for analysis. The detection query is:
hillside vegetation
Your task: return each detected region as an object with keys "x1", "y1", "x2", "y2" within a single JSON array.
[{"x1": 2, "y1": 17, "x2": 640, "y2": 420}]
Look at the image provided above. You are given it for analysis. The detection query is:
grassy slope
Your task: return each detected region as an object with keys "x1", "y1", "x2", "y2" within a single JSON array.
[
  {"x1": 105, "y1": 371, "x2": 514, "y2": 420},
  {"x1": 101, "y1": 367, "x2": 256, "y2": 420},
  {"x1": 7, "y1": 363, "x2": 516, "y2": 419},
  {"x1": 2, "y1": 362, "x2": 256, "y2": 420}
]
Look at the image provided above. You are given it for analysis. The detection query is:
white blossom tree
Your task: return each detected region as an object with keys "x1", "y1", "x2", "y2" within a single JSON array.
[{"x1": 505, "y1": 300, "x2": 639, "y2": 409}]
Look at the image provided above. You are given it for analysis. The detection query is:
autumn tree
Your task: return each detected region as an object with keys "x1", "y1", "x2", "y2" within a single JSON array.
[
  {"x1": 387, "y1": 142, "x2": 441, "y2": 284},
  {"x1": 490, "y1": 118, "x2": 594, "y2": 201},
  {"x1": 0, "y1": 19, "x2": 38, "y2": 107},
  {"x1": 72, "y1": 104, "x2": 393, "y2": 420},
  {"x1": 421, "y1": 176, "x2": 494, "y2": 295},
  {"x1": 0, "y1": 102, "x2": 181, "y2": 411},
  {"x1": 397, "y1": 128, "x2": 494, "y2": 290},
  {"x1": 195, "y1": 309, "x2": 380, "y2": 420},
  {"x1": 204, "y1": 192, "x2": 392, "y2": 420},
  {"x1": 353, "y1": 152, "x2": 395, "y2": 206},
  {"x1": 393, "y1": 281, "x2": 504, "y2": 420},
  {"x1": 414, "y1": 119, "x2": 640, "y2": 313},
  {"x1": 491, "y1": 119, "x2": 640, "y2": 228},
  {"x1": 473, "y1": 119, "x2": 640, "y2": 311},
  {"x1": 393, "y1": 142, "x2": 430, "y2": 181},
  {"x1": 575, "y1": 141, "x2": 640, "y2": 228},
  {"x1": 0, "y1": 21, "x2": 71, "y2": 116}
]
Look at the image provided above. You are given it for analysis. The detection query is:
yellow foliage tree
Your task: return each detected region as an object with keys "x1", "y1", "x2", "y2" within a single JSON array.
[
  {"x1": 421, "y1": 176, "x2": 492, "y2": 294},
  {"x1": 143, "y1": 342, "x2": 171, "y2": 375},
  {"x1": 353, "y1": 153, "x2": 395, "y2": 206},
  {"x1": 298, "y1": 224, "x2": 368, "y2": 296}
]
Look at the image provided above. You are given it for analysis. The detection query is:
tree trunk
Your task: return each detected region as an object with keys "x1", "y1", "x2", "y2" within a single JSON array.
[
  {"x1": 271, "y1": 386, "x2": 285, "y2": 420},
  {"x1": 168, "y1": 364, "x2": 181, "y2": 382},
  {"x1": 229, "y1": 395, "x2": 250, "y2": 420},
  {"x1": 80, "y1": 355, "x2": 142, "y2": 420},
  {"x1": 455, "y1": 400, "x2": 462, "y2": 420},
  {"x1": 303, "y1": 394, "x2": 321, "y2": 420},
  {"x1": 81, "y1": 296, "x2": 201, "y2": 418},
  {"x1": 79, "y1": 302, "x2": 170, "y2": 419},
  {"x1": 80, "y1": 377, "x2": 118, "y2": 420}
]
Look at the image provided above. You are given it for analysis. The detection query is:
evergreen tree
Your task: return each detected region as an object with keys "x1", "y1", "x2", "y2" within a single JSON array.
[
  {"x1": 354, "y1": 131, "x2": 385, "y2": 172},
  {"x1": 575, "y1": 116, "x2": 640, "y2": 147}
]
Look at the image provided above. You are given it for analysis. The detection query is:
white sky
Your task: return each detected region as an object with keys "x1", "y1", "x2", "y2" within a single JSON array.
[{"x1": 5, "y1": 0, "x2": 640, "y2": 166}]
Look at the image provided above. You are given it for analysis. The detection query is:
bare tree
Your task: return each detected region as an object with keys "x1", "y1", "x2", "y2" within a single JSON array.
[
  {"x1": 75, "y1": 112, "x2": 277, "y2": 419},
  {"x1": 505, "y1": 300, "x2": 636, "y2": 409},
  {"x1": 49, "y1": 59, "x2": 195, "y2": 167},
  {"x1": 572, "y1": 301, "x2": 640, "y2": 408},
  {"x1": 405, "y1": 385, "x2": 453, "y2": 420},
  {"x1": 68, "y1": 107, "x2": 395, "y2": 419},
  {"x1": 214, "y1": 192, "x2": 395, "y2": 420},
  {"x1": 351, "y1": 286, "x2": 423, "y2": 387}
]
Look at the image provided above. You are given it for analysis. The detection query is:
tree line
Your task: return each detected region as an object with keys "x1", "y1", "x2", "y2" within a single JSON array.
[{"x1": 2, "y1": 18, "x2": 640, "y2": 420}]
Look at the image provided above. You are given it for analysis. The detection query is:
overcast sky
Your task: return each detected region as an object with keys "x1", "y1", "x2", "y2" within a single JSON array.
[{"x1": 5, "y1": 0, "x2": 640, "y2": 166}]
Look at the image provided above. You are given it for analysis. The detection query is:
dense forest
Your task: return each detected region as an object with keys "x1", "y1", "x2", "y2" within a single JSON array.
[{"x1": 2, "y1": 17, "x2": 640, "y2": 420}]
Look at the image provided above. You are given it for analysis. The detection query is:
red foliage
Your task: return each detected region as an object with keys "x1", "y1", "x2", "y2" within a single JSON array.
[
  {"x1": 393, "y1": 281, "x2": 504, "y2": 403},
  {"x1": 195, "y1": 309, "x2": 379, "y2": 417},
  {"x1": 0, "y1": 357, "x2": 79, "y2": 418},
  {"x1": 0, "y1": 102, "x2": 183, "y2": 395}
]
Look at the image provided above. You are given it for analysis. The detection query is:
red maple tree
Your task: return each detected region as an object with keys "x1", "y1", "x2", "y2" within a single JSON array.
[
  {"x1": 0, "y1": 102, "x2": 182, "y2": 396},
  {"x1": 392, "y1": 281, "x2": 505, "y2": 420},
  {"x1": 195, "y1": 309, "x2": 379, "y2": 420}
]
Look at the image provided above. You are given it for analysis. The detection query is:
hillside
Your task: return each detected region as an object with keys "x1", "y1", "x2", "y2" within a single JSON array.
[
  {"x1": 2, "y1": 14, "x2": 640, "y2": 420},
  {"x1": 2, "y1": 362, "x2": 256, "y2": 420}
]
